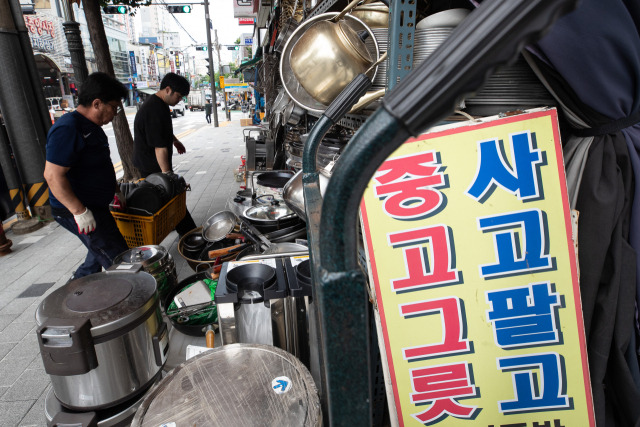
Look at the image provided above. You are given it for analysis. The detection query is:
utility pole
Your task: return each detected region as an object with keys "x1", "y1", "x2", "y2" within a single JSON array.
[
  {"x1": 203, "y1": 0, "x2": 219, "y2": 126},
  {"x1": 215, "y1": 30, "x2": 230, "y2": 121}
]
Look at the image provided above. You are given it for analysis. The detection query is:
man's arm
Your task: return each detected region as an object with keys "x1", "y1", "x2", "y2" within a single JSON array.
[
  {"x1": 44, "y1": 160, "x2": 96, "y2": 234},
  {"x1": 173, "y1": 135, "x2": 186, "y2": 154},
  {"x1": 155, "y1": 147, "x2": 172, "y2": 173},
  {"x1": 43, "y1": 161, "x2": 85, "y2": 215}
]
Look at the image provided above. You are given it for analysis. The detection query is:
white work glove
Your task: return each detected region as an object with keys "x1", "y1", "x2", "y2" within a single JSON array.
[{"x1": 74, "y1": 208, "x2": 96, "y2": 234}]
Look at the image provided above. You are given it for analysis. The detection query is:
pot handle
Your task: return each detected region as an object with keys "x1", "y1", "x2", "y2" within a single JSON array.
[
  {"x1": 152, "y1": 322, "x2": 169, "y2": 366},
  {"x1": 333, "y1": 0, "x2": 364, "y2": 22},
  {"x1": 37, "y1": 317, "x2": 98, "y2": 376}
]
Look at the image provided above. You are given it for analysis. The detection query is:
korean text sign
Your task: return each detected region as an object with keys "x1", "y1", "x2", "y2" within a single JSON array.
[{"x1": 360, "y1": 109, "x2": 594, "y2": 426}]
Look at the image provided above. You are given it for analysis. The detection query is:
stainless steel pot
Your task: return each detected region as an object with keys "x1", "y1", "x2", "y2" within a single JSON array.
[
  {"x1": 113, "y1": 245, "x2": 177, "y2": 304},
  {"x1": 290, "y1": 18, "x2": 374, "y2": 105},
  {"x1": 36, "y1": 265, "x2": 168, "y2": 410},
  {"x1": 283, "y1": 170, "x2": 329, "y2": 221},
  {"x1": 350, "y1": 2, "x2": 389, "y2": 28},
  {"x1": 280, "y1": 12, "x2": 379, "y2": 114}
]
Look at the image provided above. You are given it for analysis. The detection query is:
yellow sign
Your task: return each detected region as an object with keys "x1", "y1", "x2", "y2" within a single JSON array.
[
  {"x1": 219, "y1": 76, "x2": 225, "y2": 89},
  {"x1": 360, "y1": 109, "x2": 594, "y2": 426}
]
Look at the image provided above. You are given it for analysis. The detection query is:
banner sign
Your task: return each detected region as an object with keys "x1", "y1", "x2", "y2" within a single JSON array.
[
  {"x1": 360, "y1": 109, "x2": 594, "y2": 427},
  {"x1": 239, "y1": 18, "x2": 256, "y2": 25},
  {"x1": 129, "y1": 51, "x2": 137, "y2": 78}
]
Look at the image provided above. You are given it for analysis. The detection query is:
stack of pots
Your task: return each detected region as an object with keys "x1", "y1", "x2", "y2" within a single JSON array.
[
  {"x1": 113, "y1": 245, "x2": 177, "y2": 305},
  {"x1": 36, "y1": 264, "x2": 169, "y2": 425}
]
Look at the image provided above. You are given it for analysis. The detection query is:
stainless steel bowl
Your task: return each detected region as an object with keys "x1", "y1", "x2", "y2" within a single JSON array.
[{"x1": 243, "y1": 205, "x2": 296, "y2": 222}]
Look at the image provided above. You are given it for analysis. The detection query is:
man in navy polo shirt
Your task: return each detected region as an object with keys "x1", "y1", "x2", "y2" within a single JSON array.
[{"x1": 43, "y1": 72, "x2": 129, "y2": 280}]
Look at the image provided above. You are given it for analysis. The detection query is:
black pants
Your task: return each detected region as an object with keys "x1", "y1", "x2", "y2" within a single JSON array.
[
  {"x1": 54, "y1": 207, "x2": 129, "y2": 278},
  {"x1": 205, "y1": 113, "x2": 211, "y2": 123}
]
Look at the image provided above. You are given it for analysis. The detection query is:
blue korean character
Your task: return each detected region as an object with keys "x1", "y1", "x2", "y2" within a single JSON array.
[
  {"x1": 478, "y1": 209, "x2": 553, "y2": 278},
  {"x1": 486, "y1": 282, "x2": 561, "y2": 348},
  {"x1": 497, "y1": 353, "x2": 569, "y2": 413}
]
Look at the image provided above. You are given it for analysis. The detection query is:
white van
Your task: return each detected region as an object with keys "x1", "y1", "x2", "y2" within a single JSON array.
[{"x1": 169, "y1": 99, "x2": 186, "y2": 118}]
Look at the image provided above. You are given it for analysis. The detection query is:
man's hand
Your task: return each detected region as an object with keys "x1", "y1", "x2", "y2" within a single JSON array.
[
  {"x1": 174, "y1": 140, "x2": 186, "y2": 154},
  {"x1": 74, "y1": 208, "x2": 96, "y2": 234}
]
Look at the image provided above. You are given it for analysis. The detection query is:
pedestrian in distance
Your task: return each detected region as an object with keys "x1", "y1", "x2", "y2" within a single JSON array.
[
  {"x1": 204, "y1": 99, "x2": 212, "y2": 124},
  {"x1": 133, "y1": 72, "x2": 197, "y2": 237},
  {"x1": 43, "y1": 72, "x2": 129, "y2": 281}
]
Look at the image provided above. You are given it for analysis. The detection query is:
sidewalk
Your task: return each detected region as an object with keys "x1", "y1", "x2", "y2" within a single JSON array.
[{"x1": 0, "y1": 118, "x2": 248, "y2": 426}]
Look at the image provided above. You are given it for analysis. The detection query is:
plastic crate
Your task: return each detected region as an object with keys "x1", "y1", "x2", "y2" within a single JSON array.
[{"x1": 111, "y1": 192, "x2": 187, "y2": 248}]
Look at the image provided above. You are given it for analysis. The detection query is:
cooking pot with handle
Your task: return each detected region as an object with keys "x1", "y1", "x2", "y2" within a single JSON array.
[{"x1": 35, "y1": 264, "x2": 168, "y2": 410}]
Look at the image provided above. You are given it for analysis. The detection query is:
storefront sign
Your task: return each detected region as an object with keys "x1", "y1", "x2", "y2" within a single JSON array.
[
  {"x1": 360, "y1": 109, "x2": 594, "y2": 426},
  {"x1": 224, "y1": 83, "x2": 250, "y2": 93},
  {"x1": 25, "y1": 16, "x2": 55, "y2": 52},
  {"x1": 129, "y1": 51, "x2": 137, "y2": 78},
  {"x1": 239, "y1": 18, "x2": 256, "y2": 25},
  {"x1": 233, "y1": 0, "x2": 255, "y2": 18}
]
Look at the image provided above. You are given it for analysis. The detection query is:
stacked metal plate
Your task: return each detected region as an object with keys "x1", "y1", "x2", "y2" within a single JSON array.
[{"x1": 364, "y1": 9, "x2": 555, "y2": 117}]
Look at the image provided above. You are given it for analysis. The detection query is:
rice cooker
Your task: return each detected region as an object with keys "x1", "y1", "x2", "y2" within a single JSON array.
[
  {"x1": 35, "y1": 264, "x2": 169, "y2": 411},
  {"x1": 113, "y1": 245, "x2": 177, "y2": 304}
]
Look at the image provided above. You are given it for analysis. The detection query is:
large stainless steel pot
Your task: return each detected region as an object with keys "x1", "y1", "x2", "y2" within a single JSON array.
[
  {"x1": 290, "y1": 18, "x2": 374, "y2": 105},
  {"x1": 113, "y1": 245, "x2": 177, "y2": 304},
  {"x1": 350, "y1": 1, "x2": 389, "y2": 28},
  {"x1": 36, "y1": 265, "x2": 168, "y2": 410},
  {"x1": 280, "y1": 12, "x2": 379, "y2": 114}
]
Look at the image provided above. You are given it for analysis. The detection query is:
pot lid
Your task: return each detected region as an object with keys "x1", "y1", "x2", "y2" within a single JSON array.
[
  {"x1": 35, "y1": 270, "x2": 157, "y2": 337},
  {"x1": 113, "y1": 245, "x2": 168, "y2": 267},
  {"x1": 243, "y1": 205, "x2": 295, "y2": 222}
]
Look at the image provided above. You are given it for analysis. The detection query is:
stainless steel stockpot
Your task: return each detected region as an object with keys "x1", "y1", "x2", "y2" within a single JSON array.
[{"x1": 36, "y1": 265, "x2": 169, "y2": 410}]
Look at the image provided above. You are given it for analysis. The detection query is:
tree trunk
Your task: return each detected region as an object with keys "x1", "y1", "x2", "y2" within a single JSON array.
[{"x1": 81, "y1": 0, "x2": 140, "y2": 181}]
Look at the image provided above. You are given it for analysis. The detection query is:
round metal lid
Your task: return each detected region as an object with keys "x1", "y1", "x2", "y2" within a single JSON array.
[
  {"x1": 243, "y1": 205, "x2": 295, "y2": 221},
  {"x1": 36, "y1": 271, "x2": 157, "y2": 337},
  {"x1": 113, "y1": 246, "x2": 168, "y2": 267},
  {"x1": 131, "y1": 344, "x2": 321, "y2": 426}
]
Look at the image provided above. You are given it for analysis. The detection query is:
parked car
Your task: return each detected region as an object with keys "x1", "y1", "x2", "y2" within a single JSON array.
[{"x1": 169, "y1": 99, "x2": 186, "y2": 117}]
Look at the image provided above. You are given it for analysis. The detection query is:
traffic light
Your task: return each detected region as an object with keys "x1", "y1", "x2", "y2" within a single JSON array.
[
  {"x1": 167, "y1": 5, "x2": 191, "y2": 13},
  {"x1": 227, "y1": 46, "x2": 240, "y2": 50},
  {"x1": 102, "y1": 5, "x2": 128, "y2": 14},
  {"x1": 196, "y1": 46, "x2": 208, "y2": 51}
]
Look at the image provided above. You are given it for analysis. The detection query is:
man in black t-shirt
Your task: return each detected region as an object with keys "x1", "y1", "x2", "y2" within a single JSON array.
[
  {"x1": 133, "y1": 73, "x2": 197, "y2": 236},
  {"x1": 44, "y1": 72, "x2": 129, "y2": 280}
]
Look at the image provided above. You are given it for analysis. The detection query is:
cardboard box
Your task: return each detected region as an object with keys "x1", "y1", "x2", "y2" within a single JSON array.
[{"x1": 240, "y1": 118, "x2": 253, "y2": 126}]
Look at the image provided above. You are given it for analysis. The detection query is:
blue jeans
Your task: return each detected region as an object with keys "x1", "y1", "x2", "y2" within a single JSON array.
[{"x1": 54, "y1": 207, "x2": 129, "y2": 279}]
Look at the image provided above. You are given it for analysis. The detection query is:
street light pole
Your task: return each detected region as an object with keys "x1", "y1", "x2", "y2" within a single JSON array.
[
  {"x1": 203, "y1": 0, "x2": 219, "y2": 126},
  {"x1": 215, "y1": 30, "x2": 230, "y2": 121}
]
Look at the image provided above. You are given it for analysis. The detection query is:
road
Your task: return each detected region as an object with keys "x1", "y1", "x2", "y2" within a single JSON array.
[{"x1": 102, "y1": 106, "x2": 242, "y2": 178}]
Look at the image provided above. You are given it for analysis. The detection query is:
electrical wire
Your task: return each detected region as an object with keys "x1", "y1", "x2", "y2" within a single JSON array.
[{"x1": 156, "y1": 0, "x2": 199, "y2": 44}]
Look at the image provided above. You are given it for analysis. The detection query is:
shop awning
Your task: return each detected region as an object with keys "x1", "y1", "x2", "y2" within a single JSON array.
[{"x1": 138, "y1": 88, "x2": 156, "y2": 95}]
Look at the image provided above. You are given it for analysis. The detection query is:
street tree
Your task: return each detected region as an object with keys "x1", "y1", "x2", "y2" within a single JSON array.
[{"x1": 81, "y1": 0, "x2": 152, "y2": 181}]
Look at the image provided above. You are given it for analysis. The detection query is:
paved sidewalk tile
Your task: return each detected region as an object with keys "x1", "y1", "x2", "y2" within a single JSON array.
[{"x1": 1, "y1": 117, "x2": 250, "y2": 425}]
